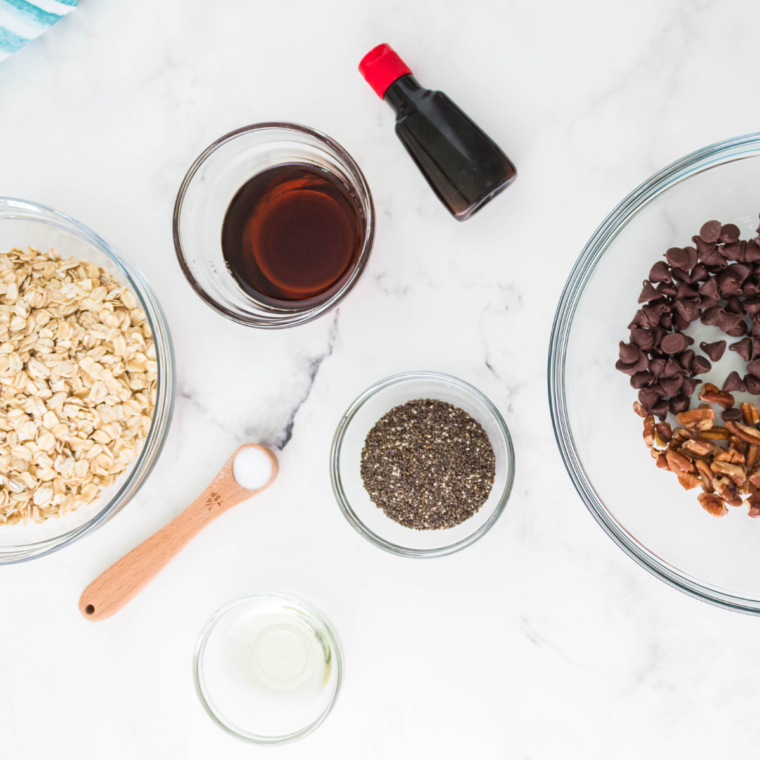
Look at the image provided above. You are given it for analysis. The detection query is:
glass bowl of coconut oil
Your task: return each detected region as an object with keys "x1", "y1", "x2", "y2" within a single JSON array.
[{"x1": 193, "y1": 592, "x2": 343, "y2": 745}]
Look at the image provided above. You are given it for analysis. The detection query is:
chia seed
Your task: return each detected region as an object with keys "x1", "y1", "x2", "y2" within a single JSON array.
[{"x1": 360, "y1": 398, "x2": 496, "y2": 530}]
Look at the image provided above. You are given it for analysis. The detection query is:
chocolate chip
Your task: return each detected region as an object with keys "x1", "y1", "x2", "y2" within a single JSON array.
[
  {"x1": 722, "y1": 407, "x2": 744, "y2": 423},
  {"x1": 723, "y1": 371, "x2": 747, "y2": 393},
  {"x1": 663, "y1": 357, "x2": 682, "y2": 378},
  {"x1": 751, "y1": 319, "x2": 760, "y2": 338},
  {"x1": 727, "y1": 263, "x2": 751, "y2": 282},
  {"x1": 700, "y1": 340, "x2": 726, "y2": 362},
  {"x1": 630, "y1": 371, "x2": 654, "y2": 389},
  {"x1": 628, "y1": 310, "x2": 648, "y2": 329},
  {"x1": 649, "y1": 261, "x2": 672, "y2": 283},
  {"x1": 683, "y1": 246, "x2": 698, "y2": 270},
  {"x1": 746, "y1": 374, "x2": 760, "y2": 394},
  {"x1": 619, "y1": 341, "x2": 640, "y2": 364},
  {"x1": 693, "y1": 235, "x2": 717, "y2": 258},
  {"x1": 672, "y1": 312, "x2": 691, "y2": 332},
  {"x1": 652, "y1": 399, "x2": 670, "y2": 420},
  {"x1": 675, "y1": 299, "x2": 701, "y2": 323},
  {"x1": 660, "y1": 374, "x2": 683, "y2": 396},
  {"x1": 743, "y1": 280, "x2": 760, "y2": 297},
  {"x1": 678, "y1": 349, "x2": 695, "y2": 374},
  {"x1": 717, "y1": 271, "x2": 744, "y2": 297},
  {"x1": 730, "y1": 337, "x2": 753, "y2": 361},
  {"x1": 699, "y1": 296, "x2": 719, "y2": 310},
  {"x1": 717, "y1": 310, "x2": 743, "y2": 333},
  {"x1": 744, "y1": 297, "x2": 760, "y2": 316},
  {"x1": 701, "y1": 306, "x2": 722, "y2": 326},
  {"x1": 681, "y1": 376, "x2": 701, "y2": 396},
  {"x1": 693, "y1": 356, "x2": 712, "y2": 374},
  {"x1": 725, "y1": 322, "x2": 748, "y2": 338},
  {"x1": 722, "y1": 241, "x2": 744, "y2": 261},
  {"x1": 649, "y1": 358, "x2": 666, "y2": 378},
  {"x1": 698, "y1": 278, "x2": 720, "y2": 301},
  {"x1": 675, "y1": 282, "x2": 698, "y2": 300},
  {"x1": 638, "y1": 387, "x2": 659, "y2": 411},
  {"x1": 748, "y1": 358, "x2": 760, "y2": 378},
  {"x1": 720, "y1": 223, "x2": 741, "y2": 244},
  {"x1": 666, "y1": 247, "x2": 689, "y2": 269},
  {"x1": 615, "y1": 360, "x2": 639, "y2": 375},
  {"x1": 659, "y1": 312, "x2": 673, "y2": 330},
  {"x1": 656, "y1": 282, "x2": 678, "y2": 298},
  {"x1": 630, "y1": 327, "x2": 654, "y2": 350},
  {"x1": 691, "y1": 264, "x2": 709, "y2": 282},
  {"x1": 660, "y1": 332, "x2": 688, "y2": 354},
  {"x1": 671, "y1": 267, "x2": 696, "y2": 284},
  {"x1": 703, "y1": 249, "x2": 728, "y2": 269},
  {"x1": 670, "y1": 395, "x2": 691, "y2": 414},
  {"x1": 700, "y1": 220, "x2": 722, "y2": 243},
  {"x1": 745, "y1": 240, "x2": 760, "y2": 263},
  {"x1": 638, "y1": 280, "x2": 660, "y2": 303},
  {"x1": 752, "y1": 337, "x2": 760, "y2": 358},
  {"x1": 643, "y1": 300, "x2": 670, "y2": 325},
  {"x1": 725, "y1": 296, "x2": 747, "y2": 315}
]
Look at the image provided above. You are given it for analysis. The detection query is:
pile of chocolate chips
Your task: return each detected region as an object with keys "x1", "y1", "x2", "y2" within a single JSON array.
[{"x1": 616, "y1": 217, "x2": 760, "y2": 421}]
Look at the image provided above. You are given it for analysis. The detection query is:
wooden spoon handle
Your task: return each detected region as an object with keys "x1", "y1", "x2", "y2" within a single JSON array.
[{"x1": 79, "y1": 449, "x2": 258, "y2": 622}]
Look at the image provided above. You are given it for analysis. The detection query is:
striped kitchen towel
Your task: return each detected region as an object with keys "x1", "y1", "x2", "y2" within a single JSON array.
[{"x1": 0, "y1": 0, "x2": 77, "y2": 62}]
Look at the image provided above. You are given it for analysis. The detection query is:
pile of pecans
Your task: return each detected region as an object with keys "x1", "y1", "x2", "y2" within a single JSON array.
[
  {"x1": 639, "y1": 386, "x2": 760, "y2": 518},
  {"x1": 617, "y1": 218, "x2": 760, "y2": 420}
]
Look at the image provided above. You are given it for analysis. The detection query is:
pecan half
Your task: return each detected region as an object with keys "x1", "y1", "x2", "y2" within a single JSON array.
[
  {"x1": 699, "y1": 426, "x2": 730, "y2": 441},
  {"x1": 676, "y1": 408, "x2": 715, "y2": 432},
  {"x1": 698, "y1": 492, "x2": 729, "y2": 517},
  {"x1": 677, "y1": 472, "x2": 702, "y2": 490},
  {"x1": 748, "y1": 491, "x2": 760, "y2": 518},
  {"x1": 695, "y1": 459, "x2": 714, "y2": 492},
  {"x1": 681, "y1": 438, "x2": 713, "y2": 458},
  {"x1": 670, "y1": 427, "x2": 693, "y2": 446},
  {"x1": 713, "y1": 476, "x2": 743, "y2": 507},
  {"x1": 643, "y1": 415, "x2": 655, "y2": 448},
  {"x1": 747, "y1": 444, "x2": 760, "y2": 469},
  {"x1": 742, "y1": 402, "x2": 760, "y2": 426},
  {"x1": 633, "y1": 401, "x2": 648, "y2": 418},
  {"x1": 665, "y1": 449, "x2": 695, "y2": 474},
  {"x1": 655, "y1": 452, "x2": 669, "y2": 470},
  {"x1": 710, "y1": 460, "x2": 747, "y2": 487},
  {"x1": 726, "y1": 420, "x2": 760, "y2": 446},
  {"x1": 749, "y1": 466, "x2": 760, "y2": 489},
  {"x1": 699, "y1": 383, "x2": 735, "y2": 409}
]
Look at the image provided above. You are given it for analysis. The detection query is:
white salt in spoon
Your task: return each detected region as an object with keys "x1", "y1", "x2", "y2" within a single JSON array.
[{"x1": 79, "y1": 444, "x2": 278, "y2": 622}]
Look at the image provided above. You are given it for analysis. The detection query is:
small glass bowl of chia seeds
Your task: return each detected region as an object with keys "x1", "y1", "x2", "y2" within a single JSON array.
[{"x1": 330, "y1": 372, "x2": 515, "y2": 557}]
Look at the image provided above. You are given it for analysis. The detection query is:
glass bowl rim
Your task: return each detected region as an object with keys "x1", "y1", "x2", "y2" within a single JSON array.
[
  {"x1": 0, "y1": 196, "x2": 175, "y2": 563},
  {"x1": 548, "y1": 131, "x2": 760, "y2": 615},
  {"x1": 330, "y1": 371, "x2": 516, "y2": 558},
  {"x1": 192, "y1": 591, "x2": 344, "y2": 746},
  {"x1": 172, "y1": 121, "x2": 376, "y2": 329}
]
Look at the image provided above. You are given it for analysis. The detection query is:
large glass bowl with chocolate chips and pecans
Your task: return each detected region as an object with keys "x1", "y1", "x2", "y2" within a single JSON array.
[{"x1": 549, "y1": 133, "x2": 760, "y2": 614}]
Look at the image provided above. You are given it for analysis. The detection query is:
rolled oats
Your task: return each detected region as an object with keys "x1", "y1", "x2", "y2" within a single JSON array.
[{"x1": 0, "y1": 248, "x2": 156, "y2": 526}]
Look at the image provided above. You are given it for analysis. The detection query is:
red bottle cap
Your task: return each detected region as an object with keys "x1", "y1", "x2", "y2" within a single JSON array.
[{"x1": 359, "y1": 44, "x2": 412, "y2": 98}]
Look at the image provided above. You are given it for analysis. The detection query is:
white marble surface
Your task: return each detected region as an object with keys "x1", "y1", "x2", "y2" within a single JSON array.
[{"x1": 2, "y1": 0, "x2": 760, "y2": 757}]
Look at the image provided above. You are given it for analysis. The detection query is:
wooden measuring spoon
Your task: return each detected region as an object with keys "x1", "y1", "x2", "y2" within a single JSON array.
[{"x1": 79, "y1": 443, "x2": 278, "y2": 622}]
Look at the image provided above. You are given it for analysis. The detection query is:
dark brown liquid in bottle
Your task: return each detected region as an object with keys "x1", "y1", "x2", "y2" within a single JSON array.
[{"x1": 221, "y1": 163, "x2": 364, "y2": 306}]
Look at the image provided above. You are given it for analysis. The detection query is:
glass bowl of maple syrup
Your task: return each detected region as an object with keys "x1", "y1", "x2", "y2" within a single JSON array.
[{"x1": 173, "y1": 123, "x2": 375, "y2": 329}]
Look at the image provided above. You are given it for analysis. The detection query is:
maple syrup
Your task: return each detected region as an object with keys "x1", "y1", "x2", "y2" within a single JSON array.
[{"x1": 221, "y1": 163, "x2": 365, "y2": 305}]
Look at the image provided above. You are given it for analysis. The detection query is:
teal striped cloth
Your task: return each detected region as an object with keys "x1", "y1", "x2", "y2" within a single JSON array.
[{"x1": 0, "y1": 0, "x2": 77, "y2": 62}]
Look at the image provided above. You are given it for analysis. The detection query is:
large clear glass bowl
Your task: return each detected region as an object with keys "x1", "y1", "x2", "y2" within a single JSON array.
[
  {"x1": 549, "y1": 133, "x2": 760, "y2": 614},
  {"x1": 0, "y1": 198, "x2": 175, "y2": 564}
]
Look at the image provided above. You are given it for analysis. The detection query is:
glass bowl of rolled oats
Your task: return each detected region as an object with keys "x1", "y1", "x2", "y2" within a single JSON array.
[{"x1": 0, "y1": 198, "x2": 174, "y2": 563}]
